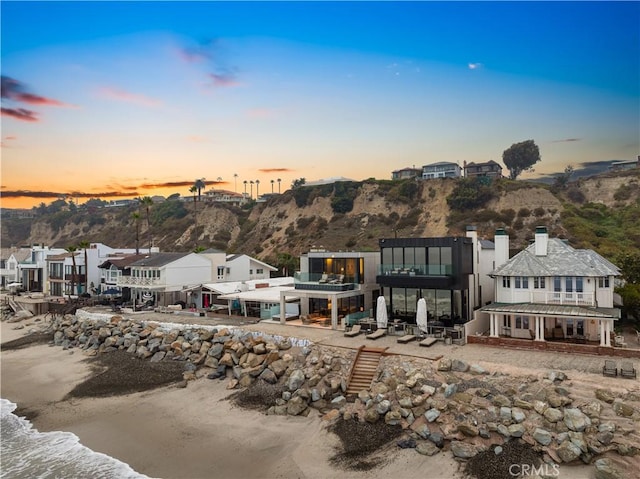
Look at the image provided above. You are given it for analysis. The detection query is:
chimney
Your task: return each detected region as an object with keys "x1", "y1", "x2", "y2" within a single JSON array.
[
  {"x1": 465, "y1": 225, "x2": 478, "y2": 265},
  {"x1": 494, "y1": 228, "x2": 510, "y2": 268},
  {"x1": 535, "y1": 226, "x2": 548, "y2": 256}
]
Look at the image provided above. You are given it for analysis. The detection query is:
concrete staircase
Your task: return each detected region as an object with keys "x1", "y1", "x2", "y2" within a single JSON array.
[{"x1": 345, "y1": 346, "x2": 387, "y2": 395}]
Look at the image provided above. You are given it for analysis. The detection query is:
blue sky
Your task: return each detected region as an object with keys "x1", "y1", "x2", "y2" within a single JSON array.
[{"x1": 1, "y1": 1, "x2": 638, "y2": 208}]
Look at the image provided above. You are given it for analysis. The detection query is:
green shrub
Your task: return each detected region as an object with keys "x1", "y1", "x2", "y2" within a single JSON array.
[
  {"x1": 517, "y1": 208, "x2": 531, "y2": 217},
  {"x1": 446, "y1": 178, "x2": 497, "y2": 211}
]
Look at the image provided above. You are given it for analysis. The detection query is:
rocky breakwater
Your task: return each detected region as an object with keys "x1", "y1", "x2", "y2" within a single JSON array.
[{"x1": 49, "y1": 314, "x2": 639, "y2": 478}]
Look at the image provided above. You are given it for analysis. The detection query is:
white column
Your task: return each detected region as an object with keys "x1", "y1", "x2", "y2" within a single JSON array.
[
  {"x1": 279, "y1": 294, "x2": 287, "y2": 325},
  {"x1": 605, "y1": 321, "x2": 612, "y2": 347},
  {"x1": 599, "y1": 320, "x2": 606, "y2": 346},
  {"x1": 534, "y1": 317, "x2": 540, "y2": 341},
  {"x1": 490, "y1": 314, "x2": 497, "y2": 337}
]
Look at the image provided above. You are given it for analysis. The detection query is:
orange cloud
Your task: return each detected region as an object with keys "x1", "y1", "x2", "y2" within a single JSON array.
[
  {"x1": 258, "y1": 168, "x2": 293, "y2": 173},
  {"x1": 1, "y1": 107, "x2": 39, "y2": 122}
]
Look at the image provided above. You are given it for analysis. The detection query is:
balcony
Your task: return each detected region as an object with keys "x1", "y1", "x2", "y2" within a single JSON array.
[
  {"x1": 117, "y1": 276, "x2": 165, "y2": 288},
  {"x1": 530, "y1": 291, "x2": 595, "y2": 307},
  {"x1": 294, "y1": 272, "x2": 355, "y2": 292},
  {"x1": 378, "y1": 264, "x2": 452, "y2": 277}
]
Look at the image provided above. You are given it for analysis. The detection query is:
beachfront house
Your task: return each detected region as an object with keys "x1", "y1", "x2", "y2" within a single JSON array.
[
  {"x1": 224, "y1": 254, "x2": 277, "y2": 282},
  {"x1": 479, "y1": 227, "x2": 621, "y2": 346},
  {"x1": 12, "y1": 245, "x2": 66, "y2": 293},
  {"x1": 277, "y1": 249, "x2": 381, "y2": 330},
  {"x1": 46, "y1": 251, "x2": 86, "y2": 297},
  {"x1": 0, "y1": 247, "x2": 31, "y2": 290},
  {"x1": 376, "y1": 227, "x2": 495, "y2": 339},
  {"x1": 116, "y1": 252, "x2": 212, "y2": 307}
]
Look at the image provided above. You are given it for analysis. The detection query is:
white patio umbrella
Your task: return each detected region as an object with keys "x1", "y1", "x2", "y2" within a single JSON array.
[
  {"x1": 416, "y1": 298, "x2": 428, "y2": 336},
  {"x1": 376, "y1": 296, "x2": 388, "y2": 330}
]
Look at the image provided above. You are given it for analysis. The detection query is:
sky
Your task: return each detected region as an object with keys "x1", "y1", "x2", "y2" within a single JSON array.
[{"x1": 1, "y1": 1, "x2": 639, "y2": 209}]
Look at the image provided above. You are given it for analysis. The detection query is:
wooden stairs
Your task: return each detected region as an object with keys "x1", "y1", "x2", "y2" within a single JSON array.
[{"x1": 345, "y1": 346, "x2": 388, "y2": 395}]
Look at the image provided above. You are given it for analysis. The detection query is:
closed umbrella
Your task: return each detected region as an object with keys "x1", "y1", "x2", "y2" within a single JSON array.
[
  {"x1": 376, "y1": 296, "x2": 388, "y2": 330},
  {"x1": 416, "y1": 298, "x2": 428, "y2": 337}
]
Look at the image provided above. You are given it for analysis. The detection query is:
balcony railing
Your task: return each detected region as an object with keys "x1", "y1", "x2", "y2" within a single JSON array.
[
  {"x1": 378, "y1": 264, "x2": 452, "y2": 277},
  {"x1": 294, "y1": 272, "x2": 356, "y2": 291},
  {"x1": 117, "y1": 277, "x2": 164, "y2": 287},
  {"x1": 530, "y1": 291, "x2": 595, "y2": 306}
]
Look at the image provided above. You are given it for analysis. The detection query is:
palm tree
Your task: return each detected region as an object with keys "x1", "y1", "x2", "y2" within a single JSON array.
[
  {"x1": 77, "y1": 240, "x2": 90, "y2": 294},
  {"x1": 65, "y1": 245, "x2": 78, "y2": 300},
  {"x1": 250, "y1": 180, "x2": 254, "y2": 199},
  {"x1": 194, "y1": 178, "x2": 206, "y2": 201},
  {"x1": 243, "y1": 180, "x2": 248, "y2": 194},
  {"x1": 277, "y1": 178, "x2": 281, "y2": 194},
  {"x1": 189, "y1": 185, "x2": 198, "y2": 231},
  {"x1": 270, "y1": 179, "x2": 275, "y2": 193},
  {"x1": 233, "y1": 173, "x2": 238, "y2": 192},
  {"x1": 255, "y1": 179, "x2": 260, "y2": 198},
  {"x1": 131, "y1": 212, "x2": 141, "y2": 254},
  {"x1": 140, "y1": 196, "x2": 154, "y2": 252}
]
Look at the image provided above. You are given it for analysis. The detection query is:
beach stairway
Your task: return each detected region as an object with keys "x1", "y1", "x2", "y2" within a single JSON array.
[{"x1": 345, "y1": 346, "x2": 388, "y2": 395}]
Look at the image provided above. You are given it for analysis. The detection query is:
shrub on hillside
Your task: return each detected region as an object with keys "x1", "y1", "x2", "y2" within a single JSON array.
[{"x1": 446, "y1": 178, "x2": 497, "y2": 211}]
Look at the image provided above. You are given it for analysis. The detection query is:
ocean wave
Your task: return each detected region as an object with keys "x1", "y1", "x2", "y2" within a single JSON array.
[{"x1": 1, "y1": 398, "x2": 151, "y2": 479}]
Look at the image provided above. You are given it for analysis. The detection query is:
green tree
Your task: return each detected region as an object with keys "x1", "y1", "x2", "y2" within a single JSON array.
[
  {"x1": 291, "y1": 178, "x2": 306, "y2": 189},
  {"x1": 193, "y1": 178, "x2": 206, "y2": 201},
  {"x1": 131, "y1": 211, "x2": 141, "y2": 254},
  {"x1": 615, "y1": 252, "x2": 640, "y2": 321},
  {"x1": 502, "y1": 139, "x2": 541, "y2": 180},
  {"x1": 189, "y1": 185, "x2": 199, "y2": 234},
  {"x1": 552, "y1": 165, "x2": 574, "y2": 190},
  {"x1": 275, "y1": 252, "x2": 298, "y2": 277},
  {"x1": 139, "y1": 196, "x2": 154, "y2": 252},
  {"x1": 77, "y1": 240, "x2": 90, "y2": 294}
]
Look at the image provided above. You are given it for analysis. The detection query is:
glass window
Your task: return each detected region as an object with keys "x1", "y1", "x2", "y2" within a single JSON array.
[
  {"x1": 404, "y1": 248, "x2": 415, "y2": 268},
  {"x1": 393, "y1": 248, "x2": 404, "y2": 268},
  {"x1": 428, "y1": 247, "x2": 440, "y2": 273},
  {"x1": 382, "y1": 248, "x2": 392, "y2": 269},
  {"x1": 534, "y1": 277, "x2": 545, "y2": 289},
  {"x1": 598, "y1": 277, "x2": 610, "y2": 288},
  {"x1": 515, "y1": 277, "x2": 521, "y2": 288},
  {"x1": 554, "y1": 277, "x2": 562, "y2": 292},
  {"x1": 566, "y1": 318, "x2": 574, "y2": 336},
  {"x1": 441, "y1": 247, "x2": 452, "y2": 274},
  {"x1": 415, "y1": 247, "x2": 426, "y2": 271},
  {"x1": 565, "y1": 277, "x2": 574, "y2": 292},
  {"x1": 502, "y1": 277, "x2": 511, "y2": 288},
  {"x1": 576, "y1": 277, "x2": 583, "y2": 293}
]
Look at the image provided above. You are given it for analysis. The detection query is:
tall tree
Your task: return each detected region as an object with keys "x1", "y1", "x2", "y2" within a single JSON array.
[
  {"x1": 502, "y1": 139, "x2": 541, "y2": 180},
  {"x1": 140, "y1": 196, "x2": 154, "y2": 252},
  {"x1": 275, "y1": 252, "x2": 298, "y2": 277},
  {"x1": 189, "y1": 185, "x2": 199, "y2": 232},
  {"x1": 132, "y1": 211, "x2": 141, "y2": 254},
  {"x1": 194, "y1": 178, "x2": 206, "y2": 201},
  {"x1": 77, "y1": 240, "x2": 90, "y2": 294},
  {"x1": 65, "y1": 245, "x2": 78, "y2": 300}
]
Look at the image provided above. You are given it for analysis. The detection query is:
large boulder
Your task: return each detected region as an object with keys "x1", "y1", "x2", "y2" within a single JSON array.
[
  {"x1": 594, "y1": 458, "x2": 624, "y2": 479},
  {"x1": 563, "y1": 408, "x2": 591, "y2": 432},
  {"x1": 450, "y1": 441, "x2": 478, "y2": 459}
]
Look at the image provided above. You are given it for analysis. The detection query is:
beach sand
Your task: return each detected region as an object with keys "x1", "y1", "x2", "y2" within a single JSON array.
[{"x1": 0, "y1": 319, "x2": 463, "y2": 479}]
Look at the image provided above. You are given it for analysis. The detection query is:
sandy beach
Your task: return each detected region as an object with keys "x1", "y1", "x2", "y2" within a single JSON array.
[
  {"x1": 0, "y1": 318, "x2": 462, "y2": 479},
  {"x1": 3, "y1": 313, "x2": 640, "y2": 479}
]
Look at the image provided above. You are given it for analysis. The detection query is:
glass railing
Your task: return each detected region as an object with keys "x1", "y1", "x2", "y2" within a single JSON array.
[
  {"x1": 294, "y1": 272, "x2": 355, "y2": 284},
  {"x1": 378, "y1": 264, "x2": 452, "y2": 276}
]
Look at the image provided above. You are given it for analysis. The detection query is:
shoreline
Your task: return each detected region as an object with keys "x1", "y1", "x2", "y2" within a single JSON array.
[
  {"x1": 2, "y1": 315, "x2": 638, "y2": 479},
  {"x1": 0, "y1": 318, "x2": 463, "y2": 479}
]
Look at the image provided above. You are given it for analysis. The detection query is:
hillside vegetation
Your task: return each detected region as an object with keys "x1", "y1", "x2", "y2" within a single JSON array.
[{"x1": 2, "y1": 169, "x2": 639, "y2": 266}]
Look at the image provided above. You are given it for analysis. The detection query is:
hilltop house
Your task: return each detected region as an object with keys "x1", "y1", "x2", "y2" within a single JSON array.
[
  {"x1": 421, "y1": 162, "x2": 462, "y2": 180},
  {"x1": 392, "y1": 167, "x2": 422, "y2": 180},
  {"x1": 479, "y1": 227, "x2": 620, "y2": 347},
  {"x1": 464, "y1": 160, "x2": 503, "y2": 179}
]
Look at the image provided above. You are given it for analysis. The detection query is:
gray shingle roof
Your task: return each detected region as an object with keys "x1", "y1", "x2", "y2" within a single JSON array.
[
  {"x1": 479, "y1": 302, "x2": 619, "y2": 319},
  {"x1": 129, "y1": 252, "x2": 189, "y2": 267},
  {"x1": 491, "y1": 238, "x2": 620, "y2": 277}
]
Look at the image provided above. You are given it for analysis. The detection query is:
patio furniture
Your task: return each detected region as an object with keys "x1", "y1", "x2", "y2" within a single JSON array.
[
  {"x1": 620, "y1": 362, "x2": 636, "y2": 379},
  {"x1": 397, "y1": 334, "x2": 416, "y2": 344},
  {"x1": 318, "y1": 274, "x2": 329, "y2": 284},
  {"x1": 344, "y1": 324, "x2": 362, "y2": 337},
  {"x1": 366, "y1": 329, "x2": 386, "y2": 340},
  {"x1": 614, "y1": 335, "x2": 627, "y2": 348},
  {"x1": 419, "y1": 337, "x2": 437, "y2": 348},
  {"x1": 602, "y1": 360, "x2": 617, "y2": 377}
]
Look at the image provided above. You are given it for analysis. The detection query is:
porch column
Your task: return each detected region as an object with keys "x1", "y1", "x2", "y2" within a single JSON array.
[
  {"x1": 279, "y1": 294, "x2": 287, "y2": 325},
  {"x1": 599, "y1": 320, "x2": 607, "y2": 346},
  {"x1": 490, "y1": 313, "x2": 497, "y2": 337},
  {"x1": 534, "y1": 317, "x2": 541, "y2": 341},
  {"x1": 331, "y1": 305, "x2": 338, "y2": 330},
  {"x1": 605, "y1": 321, "x2": 612, "y2": 347}
]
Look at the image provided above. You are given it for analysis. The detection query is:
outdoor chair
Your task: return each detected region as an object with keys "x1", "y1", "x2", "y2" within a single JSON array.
[
  {"x1": 620, "y1": 362, "x2": 636, "y2": 379},
  {"x1": 602, "y1": 360, "x2": 617, "y2": 377},
  {"x1": 366, "y1": 329, "x2": 386, "y2": 340},
  {"x1": 344, "y1": 324, "x2": 362, "y2": 338},
  {"x1": 397, "y1": 334, "x2": 417, "y2": 344},
  {"x1": 419, "y1": 337, "x2": 437, "y2": 348},
  {"x1": 318, "y1": 274, "x2": 329, "y2": 284}
]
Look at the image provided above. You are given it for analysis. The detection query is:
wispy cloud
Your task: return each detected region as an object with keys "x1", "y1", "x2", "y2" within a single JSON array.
[
  {"x1": 550, "y1": 138, "x2": 581, "y2": 143},
  {"x1": 98, "y1": 86, "x2": 162, "y2": 107},
  {"x1": 1, "y1": 190, "x2": 139, "y2": 199},
  {"x1": 247, "y1": 108, "x2": 276, "y2": 119},
  {"x1": 1, "y1": 107, "x2": 39, "y2": 122},
  {"x1": 1, "y1": 135, "x2": 17, "y2": 148},
  {"x1": 468, "y1": 62, "x2": 483, "y2": 70},
  {"x1": 1, "y1": 76, "x2": 72, "y2": 122},
  {"x1": 177, "y1": 37, "x2": 240, "y2": 89},
  {"x1": 209, "y1": 71, "x2": 240, "y2": 88},
  {"x1": 258, "y1": 168, "x2": 293, "y2": 173}
]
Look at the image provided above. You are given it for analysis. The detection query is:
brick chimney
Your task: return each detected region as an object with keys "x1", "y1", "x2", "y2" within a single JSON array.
[
  {"x1": 535, "y1": 226, "x2": 548, "y2": 256},
  {"x1": 494, "y1": 228, "x2": 510, "y2": 268}
]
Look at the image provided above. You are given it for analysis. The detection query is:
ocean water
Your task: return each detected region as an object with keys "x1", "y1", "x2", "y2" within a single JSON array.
[{"x1": 1, "y1": 398, "x2": 150, "y2": 479}]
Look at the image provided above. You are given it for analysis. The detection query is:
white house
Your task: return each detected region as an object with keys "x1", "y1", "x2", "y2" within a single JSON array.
[
  {"x1": 225, "y1": 254, "x2": 277, "y2": 282},
  {"x1": 480, "y1": 227, "x2": 620, "y2": 346},
  {"x1": 0, "y1": 247, "x2": 30, "y2": 289},
  {"x1": 117, "y1": 252, "x2": 213, "y2": 306}
]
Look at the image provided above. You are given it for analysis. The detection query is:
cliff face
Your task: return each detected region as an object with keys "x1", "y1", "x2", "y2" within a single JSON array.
[{"x1": 3, "y1": 170, "x2": 639, "y2": 262}]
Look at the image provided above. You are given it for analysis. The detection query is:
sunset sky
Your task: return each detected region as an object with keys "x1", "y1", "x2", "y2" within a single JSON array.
[{"x1": 1, "y1": 1, "x2": 638, "y2": 209}]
